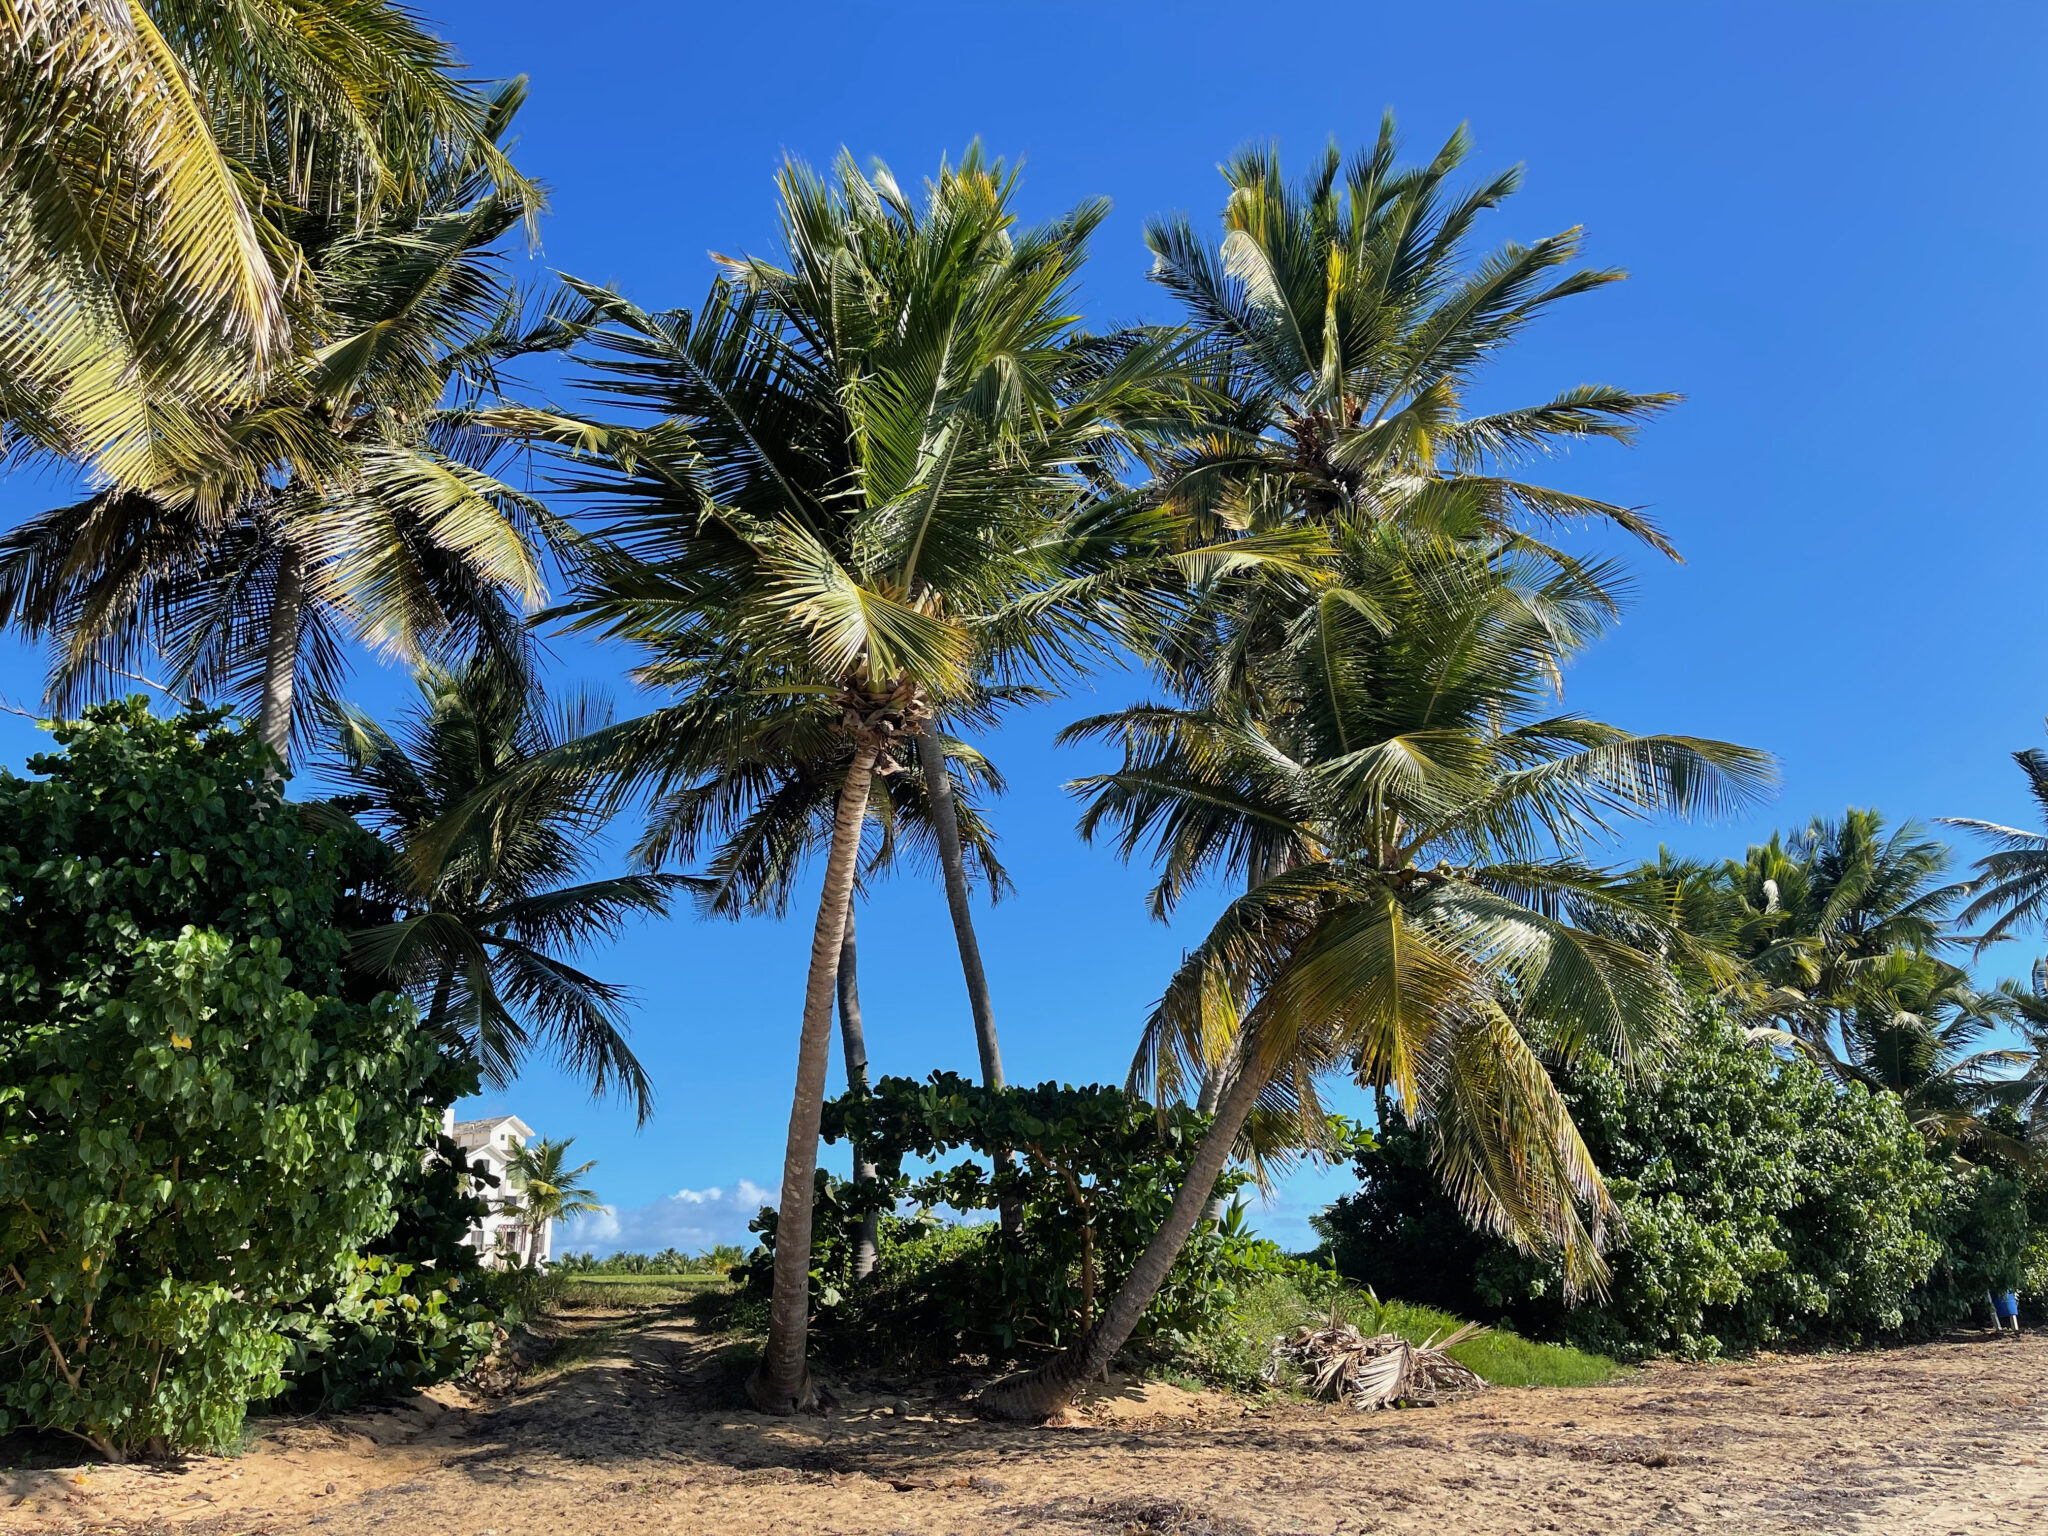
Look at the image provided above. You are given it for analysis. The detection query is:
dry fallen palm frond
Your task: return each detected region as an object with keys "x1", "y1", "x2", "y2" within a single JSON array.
[{"x1": 1264, "y1": 1309, "x2": 1489, "y2": 1410}]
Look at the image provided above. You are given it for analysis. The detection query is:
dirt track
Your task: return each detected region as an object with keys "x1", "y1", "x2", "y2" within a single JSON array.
[{"x1": 9, "y1": 1303, "x2": 2048, "y2": 1535}]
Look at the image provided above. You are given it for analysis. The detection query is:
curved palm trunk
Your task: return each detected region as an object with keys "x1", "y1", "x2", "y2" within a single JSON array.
[
  {"x1": 746, "y1": 739, "x2": 880, "y2": 1414},
  {"x1": 980, "y1": 1051, "x2": 1266, "y2": 1420},
  {"x1": 254, "y1": 540, "x2": 305, "y2": 768},
  {"x1": 1193, "y1": 854, "x2": 1286, "y2": 1223},
  {"x1": 1195, "y1": 1033, "x2": 1246, "y2": 1225},
  {"x1": 837, "y1": 902, "x2": 880, "y2": 1279},
  {"x1": 916, "y1": 729, "x2": 1005, "y2": 1087}
]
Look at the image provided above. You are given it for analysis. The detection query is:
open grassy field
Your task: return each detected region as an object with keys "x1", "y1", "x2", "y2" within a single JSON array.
[{"x1": 558, "y1": 1273, "x2": 729, "y2": 1309}]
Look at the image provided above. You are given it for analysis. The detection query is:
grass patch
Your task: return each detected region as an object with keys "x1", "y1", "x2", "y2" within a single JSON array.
[
  {"x1": 1188, "y1": 1273, "x2": 1622, "y2": 1394},
  {"x1": 558, "y1": 1274, "x2": 726, "y2": 1310}
]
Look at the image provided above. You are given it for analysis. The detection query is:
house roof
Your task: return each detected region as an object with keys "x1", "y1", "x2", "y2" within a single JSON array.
[{"x1": 451, "y1": 1115, "x2": 534, "y2": 1152}]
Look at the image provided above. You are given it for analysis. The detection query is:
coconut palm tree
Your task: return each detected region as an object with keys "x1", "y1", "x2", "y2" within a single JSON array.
[
  {"x1": 0, "y1": 84, "x2": 573, "y2": 765},
  {"x1": 0, "y1": 0, "x2": 531, "y2": 490},
  {"x1": 1128, "y1": 117, "x2": 1680, "y2": 711},
  {"x1": 1103, "y1": 121, "x2": 1687, "y2": 1120},
  {"x1": 1827, "y1": 949, "x2": 2027, "y2": 1148},
  {"x1": 1946, "y1": 733, "x2": 2048, "y2": 949},
  {"x1": 505, "y1": 1137, "x2": 601, "y2": 1266},
  {"x1": 1715, "y1": 812, "x2": 1965, "y2": 1046},
  {"x1": 316, "y1": 660, "x2": 690, "y2": 1122},
  {"x1": 981, "y1": 526, "x2": 1771, "y2": 1418},
  {"x1": 492, "y1": 148, "x2": 1214, "y2": 1411}
]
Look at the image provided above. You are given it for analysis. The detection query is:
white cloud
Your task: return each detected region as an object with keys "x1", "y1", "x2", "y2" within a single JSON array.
[{"x1": 558, "y1": 1178, "x2": 776, "y2": 1257}]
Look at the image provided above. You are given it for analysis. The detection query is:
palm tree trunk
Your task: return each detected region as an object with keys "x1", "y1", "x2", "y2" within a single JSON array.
[
  {"x1": 979, "y1": 1047, "x2": 1266, "y2": 1421},
  {"x1": 1193, "y1": 855, "x2": 1281, "y2": 1222},
  {"x1": 1195, "y1": 1033, "x2": 1245, "y2": 1225},
  {"x1": 916, "y1": 729, "x2": 1005, "y2": 1087},
  {"x1": 746, "y1": 739, "x2": 879, "y2": 1415},
  {"x1": 255, "y1": 540, "x2": 305, "y2": 767},
  {"x1": 837, "y1": 902, "x2": 881, "y2": 1280},
  {"x1": 915, "y1": 729, "x2": 1021, "y2": 1235}
]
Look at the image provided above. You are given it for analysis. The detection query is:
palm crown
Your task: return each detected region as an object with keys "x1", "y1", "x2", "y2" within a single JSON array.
[
  {"x1": 1074, "y1": 525, "x2": 1772, "y2": 1284},
  {"x1": 318, "y1": 660, "x2": 688, "y2": 1122},
  {"x1": 0, "y1": 85, "x2": 573, "y2": 759},
  {"x1": 1143, "y1": 120, "x2": 1676, "y2": 549},
  {"x1": 0, "y1": 0, "x2": 535, "y2": 491}
]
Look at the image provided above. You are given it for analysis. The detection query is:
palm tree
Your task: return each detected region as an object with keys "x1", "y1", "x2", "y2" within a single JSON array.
[
  {"x1": 494, "y1": 148, "x2": 1200, "y2": 1411},
  {"x1": 0, "y1": 0, "x2": 531, "y2": 491},
  {"x1": 1715, "y1": 812, "x2": 1965, "y2": 1047},
  {"x1": 615, "y1": 676, "x2": 1013, "y2": 1275},
  {"x1": 0, "y1": 85, "x2": 573, "y2": 765},
  {"x1": 1086, "y1": 121, "x2": 1684, "y2": 1148},
  {"x1": 981, "y1": 525, "x2": 1771, "y2": 1419},
  {"x1": 1827, "y1": 949, "x2": 2027, "y2": 1149},
  {"x1": 316, "y1": 660, "x2": 689, "y2": 1122},
  {"x1": 505, "y1": 1137, "x2": 601, "y2": 1267},
  {"x1": 1134, "y1": 117, "x2": 1679, "y2": 653},
  {"x1": 1946, "y1": 732, "x2": 2048, "y2": 948}
]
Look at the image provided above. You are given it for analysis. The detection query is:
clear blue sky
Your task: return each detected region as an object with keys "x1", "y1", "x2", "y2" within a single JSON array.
[{"x1": 3, "y1": 1, "x2": 2044, "y2": 1252}]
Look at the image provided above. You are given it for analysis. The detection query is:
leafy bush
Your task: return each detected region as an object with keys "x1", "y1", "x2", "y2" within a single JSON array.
[
  {"x1": 274, "y1": 1113, "x2": 501, "y2": 1411},
  {"x1": 736, "y1": 1074, "x2": 1297, "y2": 1368},
  {"x1": 0, "y1": 703, "x2": 439, "y2": 1457},
  {"x1": 1317, "y1": 1010, "x2": 1999, "y2": 1360},
  {"x1": 276, "y1": 1254, "x2": 499, "y2": 1411}
]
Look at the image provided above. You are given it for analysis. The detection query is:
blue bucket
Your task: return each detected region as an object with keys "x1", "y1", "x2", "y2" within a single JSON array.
[{"x1": 1994, "y1": 1291, "x2": 2020, "y2": 1321}]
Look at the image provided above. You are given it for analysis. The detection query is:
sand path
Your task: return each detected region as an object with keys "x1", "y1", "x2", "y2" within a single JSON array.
[{"x1": 9, "y1": 1302, "x2": 2047, "y2": 1535}]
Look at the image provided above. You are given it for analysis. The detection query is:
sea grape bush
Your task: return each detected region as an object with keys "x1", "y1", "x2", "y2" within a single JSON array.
[
  {"x1": 1317, "y1": 1010, "x2": 2023, "y2": 1359},
  {"x1": 736, "y1": 1073, "x2": 1300, "y2": 1367},
  {"x1": 275, "y1": 1111, "x2": 501, "y2": 1411},
  {"x1": 0, "y1": 703, "x2": 439, "y2": 1456}
]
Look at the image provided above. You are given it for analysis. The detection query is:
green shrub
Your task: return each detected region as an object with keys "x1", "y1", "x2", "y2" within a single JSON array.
[
  {"x1": 276, "y1": 1254, "x2": 499, "y2": 1411},
  {"x1": 272, "y1": 1092, "x2": 503, "y2": 1410},
  {"x1": 749, "y1": 1201, "x2": 1308, "y2": 1374},
  {"x1": 737, "y1": 1074, "x2": 1297, "y2": 1369},
  {"x1": 1317, "y1": 1010, "x2": 1989, "y2": 1359},
  {"x1": 0, "y1": 703, "x2": 439, "y2": 1457}
]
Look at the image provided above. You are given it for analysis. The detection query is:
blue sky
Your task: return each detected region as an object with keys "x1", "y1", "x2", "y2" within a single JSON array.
[{"x1": 3, "y1": 1, "x2": 2045, "y2": 1252}]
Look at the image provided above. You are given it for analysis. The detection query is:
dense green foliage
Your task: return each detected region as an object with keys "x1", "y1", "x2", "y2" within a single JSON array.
[
  {"x1": 0, "y1": 703, "x2": 439, "y2": 1456},
  {"x1": 277, "y1": 1252, "x2": 498, "y2": 1412},
  {"x1": 730, "y1": 1074, "x2": 1295, "y2": 1366},
  {"x1": 274, "y1": 1117, "x2": 499, "y2": 1412},
  {"x1": 1317, "y1": 1011, "x2": 2027, "y2": 1359}
]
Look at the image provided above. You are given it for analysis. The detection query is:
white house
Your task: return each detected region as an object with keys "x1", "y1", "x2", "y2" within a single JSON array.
[{"x1": 442, "y1": 1109, "x2": 552, "y2": 1268}]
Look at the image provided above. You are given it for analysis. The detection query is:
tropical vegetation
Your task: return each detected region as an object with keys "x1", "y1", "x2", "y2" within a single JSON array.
[
  {"x1": 6, "y1": 0, "x2": 2048, "y2": 1461},
  {"x1": 0, "y1": 703, "x2": 438, "y2": 1456}
]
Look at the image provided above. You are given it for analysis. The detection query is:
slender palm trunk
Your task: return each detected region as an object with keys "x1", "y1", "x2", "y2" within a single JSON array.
[
  {"x1": 1195, "y1": 1033, "x2": 1246, "y2": 1225},
  {"x1": 980, "y1": 1048, "x2": 1267, "y2": 1420},
  {"x1": 746, "y1": 740, "x2": 880, "y2": 1414},
  {"x1": 837, "y1": 902, "x2": 880, "y2": 1279},
  {"x1": 1194, "y1": 854, "x2": 1283, "y2": 1222},
  {"x1": 916, "y1": 730, "x2": 1005, "y2": 1087},
  {"x1": 255, "y1": 540, "x2": 305, "y2": 767},
  {"x1": 915, "y1": 729, "x2": 1021, "y2": 1235}
]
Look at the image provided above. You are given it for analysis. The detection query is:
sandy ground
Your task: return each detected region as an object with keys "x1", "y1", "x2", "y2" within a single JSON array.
[{"x1": 8, "y1": 1300, "x2": 2048, "y2": 1536}]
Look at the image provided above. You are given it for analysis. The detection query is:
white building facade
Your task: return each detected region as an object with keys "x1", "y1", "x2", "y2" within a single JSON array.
[{"x1": 441, "y1": 1110, "x2": 552, "y2": 1268}]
